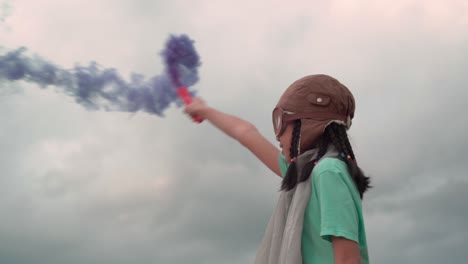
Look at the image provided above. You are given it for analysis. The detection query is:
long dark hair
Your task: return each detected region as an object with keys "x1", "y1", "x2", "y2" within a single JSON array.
[{"x1": 280, "y1": 120, "x2": 371, "y2": 199}]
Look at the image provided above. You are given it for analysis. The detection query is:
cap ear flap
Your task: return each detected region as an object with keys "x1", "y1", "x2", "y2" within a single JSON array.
[{"x1": 347, "y1": 95, "x2": 355, "y2": 118}]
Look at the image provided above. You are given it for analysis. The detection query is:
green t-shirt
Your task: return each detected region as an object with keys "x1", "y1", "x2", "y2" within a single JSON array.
[{"x1": 278, "y1": 154, "x2": 369, "y2": 264}]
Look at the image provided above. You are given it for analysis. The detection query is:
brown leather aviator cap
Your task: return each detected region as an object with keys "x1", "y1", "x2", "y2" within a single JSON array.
[{"x1": 273, "y1": 74, "x2": 355, "y2": 152}]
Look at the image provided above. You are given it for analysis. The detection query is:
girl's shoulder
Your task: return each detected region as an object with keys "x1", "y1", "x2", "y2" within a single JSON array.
[
  {"x1": 312, "y1": 157, "x2": 349, "y2": 178},
  {"x1": 317, "y1": 156, "x2": 346, "y2": 167},
  {"x1": 311, "y1": 157, "x2": 361, "y2": 200}
]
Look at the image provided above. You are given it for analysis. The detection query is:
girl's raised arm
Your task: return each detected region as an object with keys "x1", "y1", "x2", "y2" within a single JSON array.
[{"x1": 185, "y1": 98, "x2": 281, "y2": 177}]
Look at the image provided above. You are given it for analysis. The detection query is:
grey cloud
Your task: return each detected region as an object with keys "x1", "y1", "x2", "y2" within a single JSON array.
[{"x1": 1, "y1": 1, "x2": 468, "y2": 264}]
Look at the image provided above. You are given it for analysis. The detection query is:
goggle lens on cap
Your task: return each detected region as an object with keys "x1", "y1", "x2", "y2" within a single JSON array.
[
  {"x1": 272, "y1": 108, "x2": 282, "y2": 136},
  {"x1": 272, "y1": 107, "x2": 296, "y2": 137}
]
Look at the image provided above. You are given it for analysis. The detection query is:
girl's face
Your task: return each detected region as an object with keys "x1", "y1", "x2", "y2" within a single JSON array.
[{"x1": 276, "y1": 123, "x2": 294, "y2": 163}]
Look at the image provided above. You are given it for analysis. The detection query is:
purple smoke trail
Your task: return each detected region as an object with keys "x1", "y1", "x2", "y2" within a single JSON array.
[
  {"x1": 0, "y1": 34, "x2": 201, "y2": 116},
  {"x1": 161, "y1": 34, "x2": 201, "y2": 88}
]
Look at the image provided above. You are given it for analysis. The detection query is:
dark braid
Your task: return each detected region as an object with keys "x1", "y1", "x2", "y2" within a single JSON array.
[
  {"x1": 280, "y1": 120, "x2": 301, "y2": 191},
  {"x1": 337, "y1": 125, "x2": 356, "y2": 160},
  {"x1": 280, "y1": 121, "x2": 371, "y2": 198},
  {"x1": 330, "y1": 124, "x2": 353, "y2": 159},
  {"x1": 328, "y1": 123, "x2": 371, "y2": 198},
  {"x1": 289, "y1": 120, "x2": 302, "y2": 159}
]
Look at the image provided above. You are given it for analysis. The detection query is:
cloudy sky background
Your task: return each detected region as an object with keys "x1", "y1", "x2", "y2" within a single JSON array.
[{"x1": 1, "y1": 0, "x2": 467, "y2": 263}]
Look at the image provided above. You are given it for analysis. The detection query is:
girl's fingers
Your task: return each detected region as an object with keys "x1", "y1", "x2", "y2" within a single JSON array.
[{"x1": 184, "y1": 97, "x2": 205, "y2": 115}]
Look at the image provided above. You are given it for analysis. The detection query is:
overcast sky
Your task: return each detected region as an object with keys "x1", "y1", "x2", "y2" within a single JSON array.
[{"x1": 1, "y1": 0, "x2": 467, "y2": 263}]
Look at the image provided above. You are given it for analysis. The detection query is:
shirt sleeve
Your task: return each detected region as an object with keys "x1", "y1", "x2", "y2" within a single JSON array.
[
  {"x1": 314, "y1": 168, "x2": 359, "y2": 243},
  {"x1": 278, "y1": 153, "x2": 289, "y2": 178}
]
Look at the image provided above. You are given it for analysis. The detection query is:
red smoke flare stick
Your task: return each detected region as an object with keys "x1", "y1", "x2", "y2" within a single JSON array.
[{"x1": 176, "y1": 86, "x2": 203, "y2": 123}]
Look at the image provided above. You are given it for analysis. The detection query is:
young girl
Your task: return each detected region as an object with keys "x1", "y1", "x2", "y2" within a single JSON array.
[{"x1": 184, "y1": 74, "x2": 371, "y2": 264}]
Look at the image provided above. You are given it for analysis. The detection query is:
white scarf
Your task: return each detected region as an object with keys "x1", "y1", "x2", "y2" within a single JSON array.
[{"x1": 254, "y1": 145, "x2": 339, "y2": 264}]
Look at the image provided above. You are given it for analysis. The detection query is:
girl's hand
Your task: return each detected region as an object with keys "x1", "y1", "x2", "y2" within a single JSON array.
[{"x1": 184, "y1": 97, "x2": 209, "y2": 119}]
